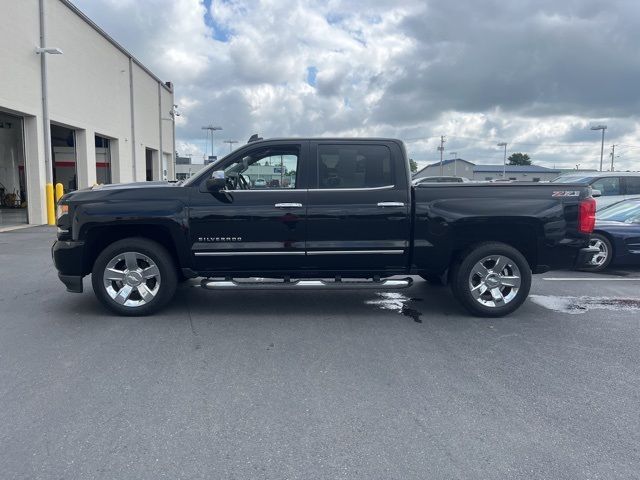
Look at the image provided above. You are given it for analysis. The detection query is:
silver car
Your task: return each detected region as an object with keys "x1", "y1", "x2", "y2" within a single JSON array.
[{"x1": 552, "y1": 172, "x2": 640, "y2": 210}]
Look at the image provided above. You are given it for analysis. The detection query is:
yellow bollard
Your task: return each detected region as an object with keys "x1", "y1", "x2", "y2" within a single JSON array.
[
  {"x1": 55, "y1": 183, "x2": 64, "y2": 202},
  {"x1": 46, "y1": 183, "x2": 55, "y2": 225}
]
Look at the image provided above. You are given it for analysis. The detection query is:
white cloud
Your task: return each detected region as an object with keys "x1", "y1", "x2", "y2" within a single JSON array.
[{"x1": 73, "y1": 0, "x2": 640, "y2": 171}]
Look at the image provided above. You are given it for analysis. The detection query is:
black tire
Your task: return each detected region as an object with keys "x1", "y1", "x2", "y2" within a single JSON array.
[
  {"x1": 91, "y1": 237, "x2": 177, "y2": 316},
  {"x1": 450, "y1": 242, "x2": 532, "y2": 317},
  {"x1": 580, "y1": 233, "x2": 613, "y2": 272},
  {"x1": 419, "y1": 273, "x2": 445, "y2": 285}
]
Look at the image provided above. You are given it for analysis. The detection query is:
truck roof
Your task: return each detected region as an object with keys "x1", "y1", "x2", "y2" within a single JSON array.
[{"x1": 245, "y1": 137, "x2": 404, "y2": 144}]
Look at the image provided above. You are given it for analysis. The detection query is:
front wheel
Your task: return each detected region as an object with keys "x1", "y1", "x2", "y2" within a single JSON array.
[
  {"x1": 91, "y1": 238, "x2": 177, "y2": 316},
  {"x1": 450, "y1": 242, "x2": 532, "y2": 317}
]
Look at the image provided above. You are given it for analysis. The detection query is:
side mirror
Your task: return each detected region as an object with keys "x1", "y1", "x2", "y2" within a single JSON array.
[
  {"x1": 591, "y1": 189, "x2": 602, "y2": 198},
  {"x1": 205, "y1": 171, "x2": 226, "y2": 192}
]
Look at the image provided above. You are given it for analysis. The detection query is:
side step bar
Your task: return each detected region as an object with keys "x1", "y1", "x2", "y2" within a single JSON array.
[{"x1": 201, "y1": 277, "x2": 413, "y2": 290}]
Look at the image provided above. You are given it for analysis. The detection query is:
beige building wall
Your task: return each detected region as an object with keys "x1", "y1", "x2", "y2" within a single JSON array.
[{"x1": 0, "y1": 0, "x2": 175, "y2": 224}]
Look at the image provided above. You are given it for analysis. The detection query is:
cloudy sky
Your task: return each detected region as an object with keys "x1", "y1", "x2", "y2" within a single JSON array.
[{"x1": 74, "y1": 0, "x2": 640, "y2": 171}]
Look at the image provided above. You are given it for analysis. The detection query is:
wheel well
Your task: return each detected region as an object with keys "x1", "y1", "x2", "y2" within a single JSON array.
[
  {"x1": 82, "y1": 225, "x2": 181, "y2": 275},
  {"x1": 449, "y1": 224, "x2": 539, "y2": 272}
]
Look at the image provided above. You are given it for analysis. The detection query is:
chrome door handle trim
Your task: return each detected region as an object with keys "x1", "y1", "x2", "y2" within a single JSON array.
[
  {"x1": 274, "y1": 203, "x2": 303, "y2": 208},
  {"x1": 377, "y1": 202, "x2": 405, "y2": 207}
]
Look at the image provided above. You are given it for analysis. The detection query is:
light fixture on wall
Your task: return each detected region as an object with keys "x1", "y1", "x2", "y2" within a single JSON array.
[{"x1": 35, "y1": 47, "x2": 63, "y2": 55}]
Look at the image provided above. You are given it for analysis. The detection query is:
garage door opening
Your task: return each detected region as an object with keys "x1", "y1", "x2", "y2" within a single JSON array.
[
  {"x1": 95, "y1": 135, "x2": 111, "y2": 184},
  {"x1": 0, "y1": 112, "x2": 27, "y2": 226},
  {"x1": 51, "y1": 124, "x2": 77, "y2": 192},
  {"x1": 145, "y1": 147, "x2": 159, "y2": 181}
]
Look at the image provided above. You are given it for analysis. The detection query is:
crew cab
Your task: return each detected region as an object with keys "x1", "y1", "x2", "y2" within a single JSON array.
[{"x1": 53, "y1": 137, "x2": 597, "y2": 317}]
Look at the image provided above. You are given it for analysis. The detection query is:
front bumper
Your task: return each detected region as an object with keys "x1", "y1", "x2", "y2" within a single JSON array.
[
  {"x1": 58, "y1": 273, "x2": 83, "y2": 293},
  {"x1": 52, "y1": 240, "x2": 85, "y2": 293}
]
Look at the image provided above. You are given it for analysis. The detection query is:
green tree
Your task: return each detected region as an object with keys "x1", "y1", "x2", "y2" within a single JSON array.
[
  {"x1": 409, "y1": 158, "x2": 418, "y2": 173},
  {"x1": 507, "y1": 152, "x2": 531, "y2": 166}
]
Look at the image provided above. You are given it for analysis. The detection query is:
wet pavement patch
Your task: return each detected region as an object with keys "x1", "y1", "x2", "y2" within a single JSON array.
[
  {"x1": 366, "y1": 293, "x2": 423, "y2": 323},
  {"x1": 530, "y1": 295, "x2": 640, "y2": 315}
]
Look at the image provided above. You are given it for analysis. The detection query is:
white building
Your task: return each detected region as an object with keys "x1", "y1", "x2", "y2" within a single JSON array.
[
  {"x1": 175, "y1": 156, "x2": 206, "y2": 181},
  {"x1": 0, "y1": 0, "x2": 175, "y2": 227},
  {"x1": 414, "y1": 159, "x2": 560, "y2": 182}
]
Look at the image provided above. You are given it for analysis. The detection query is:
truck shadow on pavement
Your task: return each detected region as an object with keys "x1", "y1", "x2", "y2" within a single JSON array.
[{"x1": 55, "y1": 278, "x2": 480, "y2": 327}]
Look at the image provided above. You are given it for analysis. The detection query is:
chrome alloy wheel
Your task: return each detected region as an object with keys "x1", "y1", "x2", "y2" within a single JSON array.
[
  {"x1": 468, "y1": 255, "x2": 521, "y2": 308},
  {"x1": 102, "y1": 252, "x2": 161, "y2": 307},
  {"x1": 588, "y1": 238, "x2": 609, "y2": 267}
]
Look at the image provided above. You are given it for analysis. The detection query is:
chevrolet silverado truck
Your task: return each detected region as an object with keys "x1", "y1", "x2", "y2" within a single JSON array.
[{"x1": 53, "y1": 137, "x2": 597, "y2": 317}]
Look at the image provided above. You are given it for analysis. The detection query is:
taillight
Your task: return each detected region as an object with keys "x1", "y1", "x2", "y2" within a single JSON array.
[{"x1": 578, "y1": 197, "x2": 596, "y2": 233}]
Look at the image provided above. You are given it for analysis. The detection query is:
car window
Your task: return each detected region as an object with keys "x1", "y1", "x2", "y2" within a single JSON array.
[
  {"x1": 317, "y1": 144, "x2": 393, "y2": 189},
  {"x1": 598, "y1": 201, "x2": 640, "y2": 223},
  {"x1": 625, "y1": 177, "x2": 640, "y2": 195},
  {"x1": 223, "y1": 146, "x2": 299, "y2": 190},
  {"x1": 591, "y1": 177, "x2": 621, "y2": 196}
]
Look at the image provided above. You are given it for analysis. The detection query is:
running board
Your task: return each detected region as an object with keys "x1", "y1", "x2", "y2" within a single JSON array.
[{"x1": 200, "y1": 277, "x2": 413, "y2": 290}]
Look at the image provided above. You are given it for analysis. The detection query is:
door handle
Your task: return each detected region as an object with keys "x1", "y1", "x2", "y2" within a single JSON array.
[
  {"x1": 275, "y1": 203, "x2": 303, "y2": 208},
  {"x1": 377, "y1": 202, "x2": 405, "y2": 207}
]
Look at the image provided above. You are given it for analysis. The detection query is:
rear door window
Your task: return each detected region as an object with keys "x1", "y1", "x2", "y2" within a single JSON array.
[
  {"x1": 317, "y1": 144, "x2": 393, "y2": 189},
  {"x1": 591, "y1": 177, "x2": 621, "y2": 196}
]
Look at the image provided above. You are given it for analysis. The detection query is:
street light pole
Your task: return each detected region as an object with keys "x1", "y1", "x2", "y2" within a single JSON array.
[
  {"x1": 590, "y1": 125, "x2": 607, "y2": 172},
  {"x1": 223, "y1": 140, "x2": 238, "y2": 153},
  {"x1": 497, "y1": 142, "x2": 507, "y2": 178},
  {"x1": 202, "y1": 125, "x2": 222, "y2": 159}
]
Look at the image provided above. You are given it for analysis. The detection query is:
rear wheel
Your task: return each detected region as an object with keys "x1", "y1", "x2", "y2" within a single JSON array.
[
  {"x1": 91, "y1": 238, "x2": 177, "y2": 316},
  {"x1": 581, "y1": 233, "x2": 612, "y2": 272},
  {"x1": 451, "y1": 242, "x2": 531, "y2": 317}
]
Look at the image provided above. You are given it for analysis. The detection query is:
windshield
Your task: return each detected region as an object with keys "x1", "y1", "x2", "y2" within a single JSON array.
[{"x1": 597, "y1": 200, "x2": 640, "y2": 223}]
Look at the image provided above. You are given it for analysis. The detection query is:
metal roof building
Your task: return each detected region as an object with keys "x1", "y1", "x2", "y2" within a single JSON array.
[{"x1": 413, "y1": 159, "x2": 561, "y2": 182}]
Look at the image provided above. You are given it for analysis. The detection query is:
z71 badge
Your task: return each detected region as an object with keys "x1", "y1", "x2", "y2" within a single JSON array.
[{"x1": 552, "y1": 191, "x2": 580, "y2": 197}]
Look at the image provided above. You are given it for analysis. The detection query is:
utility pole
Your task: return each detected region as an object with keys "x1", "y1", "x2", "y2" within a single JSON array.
[
  {"x1": 437, "y1": 136, "x2": 446, "y2": 175},
  {"x1": 610, "y1": 144, "x2": 616, "y2": 171},
  {"x1": 223, "y1": 139, "x2": 238, "y2": 153},
  {"x1": 590, "y1": 125, "x2": 607, "y2": 171},
  {"x1": 202, "y1": 125, "x2": 222, "y2": 159},
  {"x1": 280, "y1": 154, "x2": 284, "y2": 187},
  {"x1": 497, "y1": 142, "x2": 507, "y2": 178},
  {"x1": 451, "y1": 152, "x2": 458, "y2": 176}
]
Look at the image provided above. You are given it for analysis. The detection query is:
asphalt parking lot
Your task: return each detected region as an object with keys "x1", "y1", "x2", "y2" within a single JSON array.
[{"x1": 1, "y1": 226, "x2": 640, "y2": 479}]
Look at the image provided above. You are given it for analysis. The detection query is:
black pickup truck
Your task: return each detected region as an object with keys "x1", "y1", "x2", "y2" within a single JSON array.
[{"x1": 53, "y1": 137, "x2": 597, "y2": 317}]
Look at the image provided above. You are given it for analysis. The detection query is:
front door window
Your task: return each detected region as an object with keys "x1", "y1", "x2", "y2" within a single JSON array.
[{"x1": 223, "y1": 146, "x2": 300, "y2": 190}]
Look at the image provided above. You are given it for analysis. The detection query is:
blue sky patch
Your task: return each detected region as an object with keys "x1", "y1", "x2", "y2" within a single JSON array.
[
  {"x1": 306, "y1": 66, "x2": 318, "y2": 87},
  {"x1": 203, "y1": 0, "x2": 232, "y2": 42}
]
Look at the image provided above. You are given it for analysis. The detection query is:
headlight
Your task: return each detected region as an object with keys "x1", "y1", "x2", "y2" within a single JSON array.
[{"x1": 56, "y1": 203, "x2": 69, "y2": 220}]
